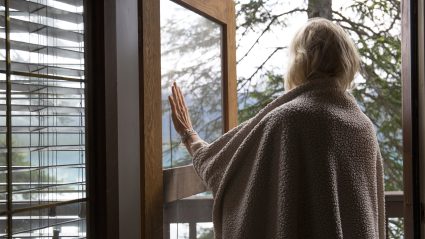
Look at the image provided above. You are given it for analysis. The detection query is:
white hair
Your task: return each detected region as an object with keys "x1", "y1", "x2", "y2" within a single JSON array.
[{"x1": 285, "y1": 17, "x2": 361, "y2": 91}]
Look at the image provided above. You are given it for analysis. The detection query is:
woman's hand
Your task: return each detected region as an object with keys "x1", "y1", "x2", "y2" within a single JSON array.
[{"x1": 168, "y1": 81, "x2": 193, "y2": 136}]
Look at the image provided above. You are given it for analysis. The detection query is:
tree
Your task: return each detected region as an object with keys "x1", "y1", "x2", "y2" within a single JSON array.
[
  {"x1": 0, "y1": 140, "x2": 61, "y2": 201},
  {"x1": 236, "y1": 0, "x2": 401, "y2": 237},
  {"x1": 237, "y1": 0, "x2": 401, "y2": 188}
]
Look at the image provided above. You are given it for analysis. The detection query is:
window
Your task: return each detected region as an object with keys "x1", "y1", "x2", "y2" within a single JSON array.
[
  {"x1": 161, "y1": 0, "x2": 224, "y2": 169},
  {"x1": 139, "y1": 0, "x2": 423, "y2": 238},
  {"x1": 155, "y1": 0, "x2": 237, "y2": 238},
  {"x1": 0, "y1": 0, "x2": 86, "y2": 237}
]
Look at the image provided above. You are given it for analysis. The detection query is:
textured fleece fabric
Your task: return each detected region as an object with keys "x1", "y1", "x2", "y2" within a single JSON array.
[{"x1": 192, "y1": 78, "x2": 386, "y2": 239}]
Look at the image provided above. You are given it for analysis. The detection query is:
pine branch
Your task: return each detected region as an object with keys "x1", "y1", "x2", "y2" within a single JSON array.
[
  {"x1": 238, "y1": 46, "x2": 286, "y2": 91},
  {"x1": 237, "y1": 8, "x2": 307, "y2": 64}
]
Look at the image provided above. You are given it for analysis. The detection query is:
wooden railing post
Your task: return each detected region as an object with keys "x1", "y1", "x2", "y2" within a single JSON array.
[{"x1": 189, "y1": 222, "x2": 197, "y2": 239}]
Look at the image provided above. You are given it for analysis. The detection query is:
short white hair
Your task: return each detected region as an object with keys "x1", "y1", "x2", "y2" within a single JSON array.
[{"x1": 285, "y1": 17, "x2": 361, "y2": 91}]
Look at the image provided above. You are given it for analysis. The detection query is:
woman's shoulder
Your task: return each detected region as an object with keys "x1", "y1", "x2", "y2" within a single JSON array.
[
  {"x1": 263, "y1": 91, "x2": 373, "y2": 130},
  {"x1": 258, "y1": 97, "x2": 320, "y2": 130}
]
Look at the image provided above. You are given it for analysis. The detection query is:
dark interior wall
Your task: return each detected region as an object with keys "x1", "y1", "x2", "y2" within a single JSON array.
[
  {"x1": 86, "y1": 0, "x2": 120, "y2": 237},
  {"x1": 87, "y1": 0, "x2": 141, "y2": 238},
  {"x1": 419, "y1": 0, "x2": 425, "y2": 236},
  {"x1": 116, "y1": 0, "x2": 142, "y2": 237}
]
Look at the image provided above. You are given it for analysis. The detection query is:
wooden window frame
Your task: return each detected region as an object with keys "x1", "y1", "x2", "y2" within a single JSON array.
[
  {"x1": 401, "y1": 0, "x2": 422, "y2": 238},
  {"x1": 139, "y1": 0, "x2": 237, "y2": 237},
  {"x1": 419, "y1": 0, "x2": 425, "y2": 237}
]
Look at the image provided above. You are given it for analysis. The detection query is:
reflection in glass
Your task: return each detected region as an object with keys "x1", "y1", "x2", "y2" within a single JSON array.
[{"x1": 160, "y1": 0, "x2": 223, "y2": 169}]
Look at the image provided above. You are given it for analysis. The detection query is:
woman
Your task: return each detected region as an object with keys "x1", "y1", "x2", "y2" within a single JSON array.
[{"x1": 168, "y1": 18, "x2": 385, "y2": 239}]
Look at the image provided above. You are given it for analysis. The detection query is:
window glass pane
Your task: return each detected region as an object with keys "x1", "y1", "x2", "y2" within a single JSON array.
[
  {"x1": 387, "y1": 217, "x2": 404, "y2": 238},
  {"x1": 161, "y1": 0, "x2": 223, "y2": 169},
  {"x1": 197, "y1": 222, "x2": 214, "y2": 239},
  {"x1": 0, "y1": 0, "x2": 86, "y2": 237},
  {"x1": 11, "y1": 201, "x2": 86, "y2": 237},
  {"x1": 161, "y1": 1, "x2": 220, "y2": 238},
  {"x1": 169, "y1": 223, "x2": 189, "y2": 239},
  {"x1": 164, "y1": 193, "x2": 214, "y2": 239}
]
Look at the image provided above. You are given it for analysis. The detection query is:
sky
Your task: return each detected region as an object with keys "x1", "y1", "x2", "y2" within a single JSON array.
[{"x1": 235, "y1": 0, "x2": 352, "y2": 84}]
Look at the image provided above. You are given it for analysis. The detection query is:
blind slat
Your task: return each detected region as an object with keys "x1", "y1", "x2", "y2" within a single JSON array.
[
  {"x1": 0, "y1": 16, "x2": 84, "y2": 42},
  {"x1": 0, "y1": 39, "x2": 84, "y2": 59},
  {"x1": 0, "y1": 61, "x2": 84, "y2": 78}
]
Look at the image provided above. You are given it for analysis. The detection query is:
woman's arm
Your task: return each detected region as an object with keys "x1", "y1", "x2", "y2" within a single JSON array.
[{"x1": 183, "y1": 133, "x2": 210, "y2": 157}]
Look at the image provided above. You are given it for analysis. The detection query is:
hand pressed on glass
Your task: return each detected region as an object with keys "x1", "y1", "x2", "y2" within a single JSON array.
[
  {"x1": 168, "y1": 81, "x2": 193, "y2": 134},
  {"x1": 168, "y1": 81, "x2": 203, "y2": 153}
]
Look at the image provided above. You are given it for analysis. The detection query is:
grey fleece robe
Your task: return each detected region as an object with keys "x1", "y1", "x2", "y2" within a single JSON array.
[{"x1": 191, "y1": 78, "x2": 386, "y2": 239}]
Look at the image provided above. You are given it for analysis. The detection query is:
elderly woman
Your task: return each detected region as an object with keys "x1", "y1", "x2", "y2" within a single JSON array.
[{"x1": 168, "y1": 18, "x2": 385, "y2": 239}]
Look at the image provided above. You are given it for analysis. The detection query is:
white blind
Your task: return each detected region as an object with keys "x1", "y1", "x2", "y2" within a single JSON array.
[{"x1": 0, "y1": 0, "x2": 86, "y2": 238}]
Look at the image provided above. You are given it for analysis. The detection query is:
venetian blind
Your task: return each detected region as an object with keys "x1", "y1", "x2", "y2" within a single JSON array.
[{"x1": 0, "y1": 0, "x2": 86, "y2": 238}]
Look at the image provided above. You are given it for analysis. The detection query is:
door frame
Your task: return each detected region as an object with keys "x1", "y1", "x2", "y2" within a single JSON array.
[
  {"x1": 401, "y1": 0, "x2": 422, "y2": 238},
  {"x1": 87, "y1": 0, "x2": 425, "y2": 237}
]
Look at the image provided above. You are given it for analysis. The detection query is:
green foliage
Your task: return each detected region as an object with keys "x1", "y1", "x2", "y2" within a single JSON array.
[
  {"x1": 238, "y1": 72, "x2": 284, "y2": 123},
  {"x1": 338, "y1": 0, "x2": 402, "y2": 191},
  {"x1": 197, "y1": 228, "x2": 214, "y2": 239},
  {"x1": 237, "y1": 0, "x2": 402, "y2": 191},
  {"x1": 237, "y1": 0, "x2": 270, "y2": 29},
  {"x1": 236, "y1": 0, "x2": 402, "y2": 236}
]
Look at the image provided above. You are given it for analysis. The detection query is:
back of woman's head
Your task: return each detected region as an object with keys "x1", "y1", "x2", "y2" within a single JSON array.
[{"x1": 285, "y1": 18, "x2": 360, "y2": 91}]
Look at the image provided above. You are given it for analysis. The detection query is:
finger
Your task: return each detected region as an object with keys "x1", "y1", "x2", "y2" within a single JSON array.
[
  {"x1": 168, "y1": 95, "x2": 178, "y2": 118},
  {"x1": 175, "y1": 85, "x2": 189, "y2": 115},
  {"x1": 169, "y1": 95, "x2": 185, "y2": 123},
  {"x1": 173, "y1": 86, "x2": 189, "y2": 126},
  {"x1": 176, "y1": 85, "x2": 188, "y2": 110},
  {"x1": 174, "y1": 82, "x2": 185, "y2": 106},
  {"x1": 172, "y1": 83, "x2": 192, "y2": 128},
  {"x1": 176, "y1": 85, "x2": 193, "y2": 128},
  {"x1": 176, "y1": 86, "x2": 187, "y2": 117},
  {"x1": 176, "y1": 91, "x2": 191, "y2": 126},
  {"x1": 172, "y1": 84, "x2": 184, "y2": 111},
  {"x1": 169, "y1": 96, "x2": 185, "y2": 130}
]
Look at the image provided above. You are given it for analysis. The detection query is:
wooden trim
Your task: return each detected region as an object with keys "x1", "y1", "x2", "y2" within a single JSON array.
[
  {"x1": 385, "y1": 191, "x2": 404, "y2": 218},
  {"x1": 171, "y1": 0, "x2": 229, "y2": 24},
  {"x1": 401, "y1": 0, "x2": 413, "y2": 234},
  {"x1": 163, "y1": 166, "x2": 208, "y2": 203},
  {"x1": 163, "y1": 192, "x2": 405, "y2": 223},
  {"x1": 171, "y1": 0, "x2": 238, "y2": 131},
  {"x1": 401, "y1": 0, "x2": 421, "y2": 238},
  {"x1": 163, "y1": 197, "x2": 214, "y2": 223},
  {"x1": 139, "y1": 0, "x2": 163, "y2": 238},
  {"x1": 223, "y1": 0, "x2": 238, "y2": 130}
]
